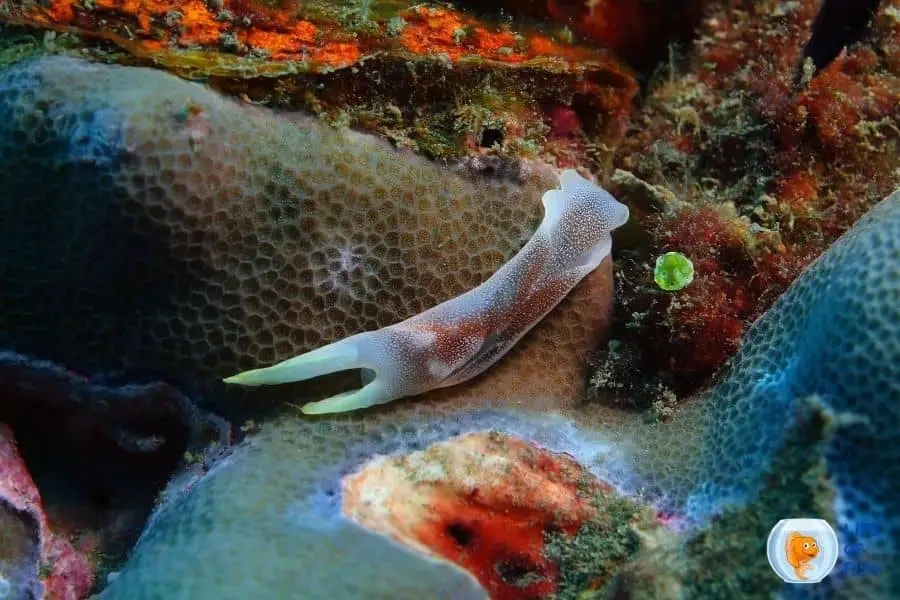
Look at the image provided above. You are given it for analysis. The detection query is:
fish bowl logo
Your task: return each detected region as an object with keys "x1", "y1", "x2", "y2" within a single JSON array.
[{"x1": 767, "y1": 519, "x2": 839, "y2": 583}]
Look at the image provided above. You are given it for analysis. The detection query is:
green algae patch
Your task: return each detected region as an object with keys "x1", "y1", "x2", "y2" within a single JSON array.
[{"x1": 654, "y1": 252, "x2": 694, "y2": 291}]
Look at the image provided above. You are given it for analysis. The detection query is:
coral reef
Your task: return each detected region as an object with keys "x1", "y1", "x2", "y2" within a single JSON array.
[
  {"x1": 343, "y1": 431, "x2": 657, "y2": 599},
  {"x1": 0, "y1": 425, "x2": 94, "y2": 600},
  {"x1": 92, "y1": 190, "x2": 900, "y2": 599},
  {"x1": 7, "y1": 0, "x2": 596, "y2": 67},
  {"x1": 223, "y1": 169, "x2": 628, "y2": 414},
  {"x1": 93, "y1": 408, "x2": 658, "y2": 600},
  {"x1": 0, "y1": 55, "x2": 618, "y2": 423},
  {"x1": 681, "y1": 190, "x2": 900, "y2": 596},
  {"x1": 0, "y1": 2, "x2": 897, "y2": 600},
  {"x1": 592, "y1": 189, "x2": 900, "y2": 599},
  {"x1": 0, "y1": 1, "x2": 638, "y2": 164},
  {"x1": 605, "y1": 394, "x2": 837, "y2": 600},
  {"x1": 2, "y1": 0, "x2": 895, "y2": 416},
  {"x1": 590, "y1": 0, "x2": 899, "y2": 407}
]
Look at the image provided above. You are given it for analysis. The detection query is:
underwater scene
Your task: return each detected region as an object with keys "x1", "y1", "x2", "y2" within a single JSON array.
[{"x1": 0, "y1": 0, "x2": 897, "y2": 598}]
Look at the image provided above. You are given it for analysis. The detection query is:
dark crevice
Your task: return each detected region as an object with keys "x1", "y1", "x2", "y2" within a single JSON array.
[{"x1": 446, "y1": 521, "x2": 475, "y2": 546}]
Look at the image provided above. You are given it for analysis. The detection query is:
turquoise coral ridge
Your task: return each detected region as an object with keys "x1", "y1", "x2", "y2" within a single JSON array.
[
  {"x1": 684, "y1": 191, "x2": 900, "y2": 597},
  {"x1": 96, "y1": 409, "x2": 632, "y2": 600}
]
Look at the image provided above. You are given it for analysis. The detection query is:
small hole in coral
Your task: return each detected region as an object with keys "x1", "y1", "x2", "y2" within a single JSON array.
[
  {"x1": 480, "y1": 128, "x2": 503, "y2": 148},
  {"x1": 446, "y1": 522, "x2": 475, "y2": 546},
  {"x1": 570, "y1": 93, "x2": 600, "y2": 136}
]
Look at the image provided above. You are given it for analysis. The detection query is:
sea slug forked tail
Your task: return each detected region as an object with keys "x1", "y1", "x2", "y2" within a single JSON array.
[{"x1": 224, "y1": 169, "x2": 629, "y2": 414}]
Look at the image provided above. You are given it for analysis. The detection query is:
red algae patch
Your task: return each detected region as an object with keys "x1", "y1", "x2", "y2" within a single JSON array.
[
  {"x1": 589, "y1": 0, "x2": 899, "y2": 409},
  {"x1": 341, "y1": 431, "x2": 651, "y2": 600}
]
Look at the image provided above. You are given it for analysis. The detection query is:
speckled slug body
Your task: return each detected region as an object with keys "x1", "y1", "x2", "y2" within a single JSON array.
[{"x1": 225, "y1": 170, "x2": 629, "y2": 413}]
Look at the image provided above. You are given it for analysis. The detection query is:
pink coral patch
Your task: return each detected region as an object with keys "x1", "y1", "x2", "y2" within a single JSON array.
[{"x1": 0, "y1": 424, "x2": 94, "y2": 600}]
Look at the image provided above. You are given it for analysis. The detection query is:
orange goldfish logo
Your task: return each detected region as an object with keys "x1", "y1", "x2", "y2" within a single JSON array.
[{"x1": 785, "y1": 531, "x2": 819, "y2": 580}]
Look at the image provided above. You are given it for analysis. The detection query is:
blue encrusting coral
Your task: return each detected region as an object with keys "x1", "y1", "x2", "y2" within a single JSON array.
[{"x1": 684, "y1": 191, "x2": 900, "y2": 597}]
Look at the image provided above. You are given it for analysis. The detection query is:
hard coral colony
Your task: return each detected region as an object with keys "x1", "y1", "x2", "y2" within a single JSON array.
[{"x1": 0, "y1": 1, "x2": 897, "y2": 600}]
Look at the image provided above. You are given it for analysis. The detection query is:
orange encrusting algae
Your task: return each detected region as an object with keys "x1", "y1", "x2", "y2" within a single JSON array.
[
  {"x1": 178, "y1": 0, "x2": 225, "y2": 46},
  {"x1": 341, "y1": 432, "x2": 625, "y2": 600},
  {"x1": 238, "y1": 21, "x2": 317, "y2": 60},
  {"x1": 399, "y1": 6, "x2": 593, "y2": 63},
  {"x1": 20, "y1": 0, "x2": 600, "y2": 68},
  {"x1": 310, "y1": 42, "x2": 361, "y2": 67},
  {"x1": 45, "y1": 0, "x2": 76, "y2": 23},
  {"x1": 398, "y1": 6, "x2": 468, "y2": 61},
  {"x1": 92, "y1": 0, "x2": 175, "y2": 32}
]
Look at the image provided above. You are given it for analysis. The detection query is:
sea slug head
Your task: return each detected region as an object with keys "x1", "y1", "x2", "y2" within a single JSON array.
[{"x1": 539, "y1": 169, "x2": 629, "y2": 274}]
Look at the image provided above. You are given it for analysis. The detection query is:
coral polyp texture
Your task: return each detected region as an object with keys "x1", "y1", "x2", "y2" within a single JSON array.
[
  {"x1": 88, "y1": 172, "x2": 899, "y2": 599},
  {"x1": 0, "y1": 55, "x2": 617, "y2": 419},
  {"x1": 682, "y1": 191, "x2": 900, "y2": 597},
  {"x1": 1, "y1": 3, "x2": 899, "y2": 599},
  {"x1": 95, "y1": 409, "x2": 657, "y2": 600}
]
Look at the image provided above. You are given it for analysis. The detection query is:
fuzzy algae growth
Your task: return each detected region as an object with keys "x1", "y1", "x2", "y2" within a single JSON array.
[{"x1": 543, "y1": 494, "x2": 660, "y2": 600}]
